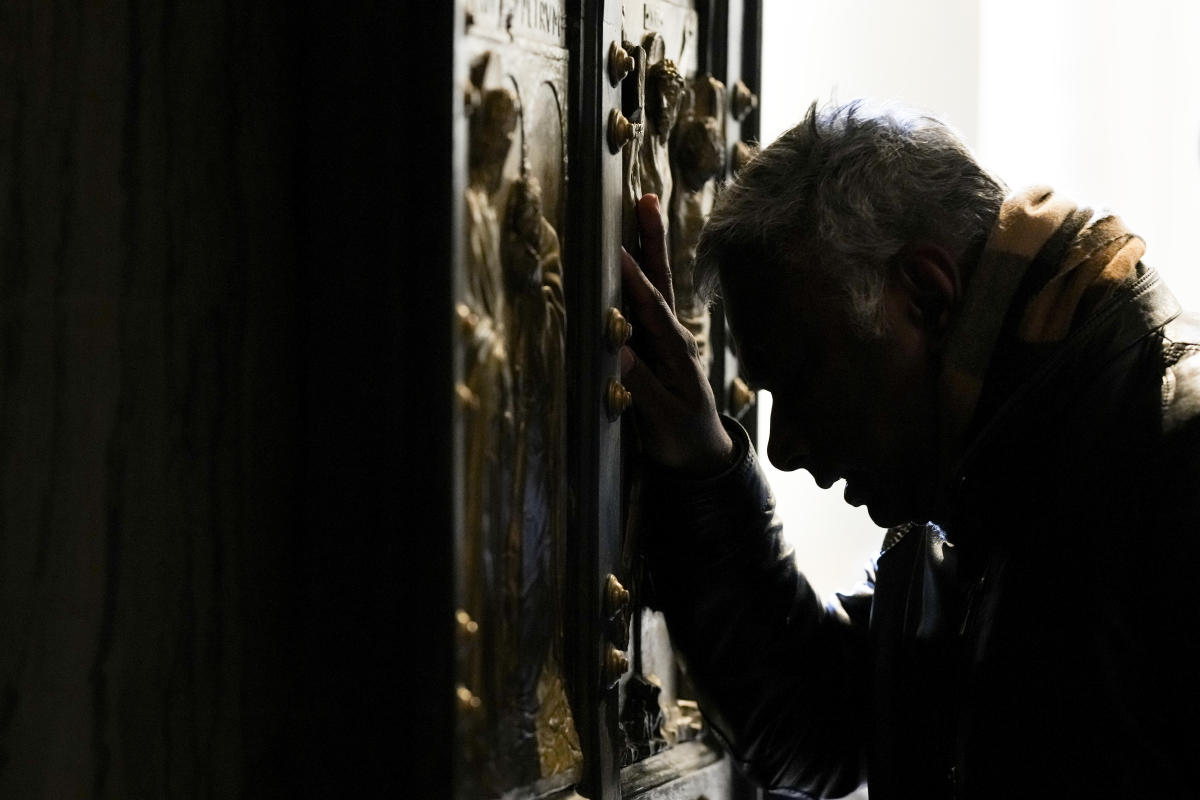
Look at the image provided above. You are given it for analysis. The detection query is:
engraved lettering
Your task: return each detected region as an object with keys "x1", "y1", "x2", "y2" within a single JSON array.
[{"x1": 514, "y1": 0, "x2": 565, "y2": 38}]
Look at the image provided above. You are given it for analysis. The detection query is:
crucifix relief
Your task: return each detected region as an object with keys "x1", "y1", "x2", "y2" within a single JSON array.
[
  {"x1": 669, "y1": 74, "x2": 727, "y2": 376},
  {"x1": 613, "y1": 4, "x2": 726, "y2": 766},
  {"x1": 639, "y1": 33, "x2": 685, "y2": 233}
]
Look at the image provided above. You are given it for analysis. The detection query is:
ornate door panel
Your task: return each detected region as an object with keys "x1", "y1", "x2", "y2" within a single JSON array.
[
  {"x1": 450, "y1": 2, "x2": 762, "y2": 798},
  {"x1": 614, "y1": 0, "x2": 716, "y2": 779},
  {"x1": 0, "y1": 2, "x2": 757, "y2": 796},
  {"x1": 455, "y1": 7, "x2": 580, "y2": 797}
]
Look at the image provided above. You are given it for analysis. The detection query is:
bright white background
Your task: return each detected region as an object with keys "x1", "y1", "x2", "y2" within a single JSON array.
[{"x1": 758, "y1": 0, "x2": 1200, "y2": 602}]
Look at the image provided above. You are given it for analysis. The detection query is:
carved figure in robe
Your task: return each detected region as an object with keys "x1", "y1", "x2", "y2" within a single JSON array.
[
  {"x1": 461, "y1": 64, "x2": 519, "y2": 787},
  {"x1": 500, "y1": 171, "x2": 580, "y2": 781},
  {"x1": 669, "y1": 76, "x2": 726, "y2": 373}
]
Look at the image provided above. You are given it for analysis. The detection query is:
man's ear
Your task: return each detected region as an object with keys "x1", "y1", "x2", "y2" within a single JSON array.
[{"x1": 890, "y1": 241, "x2": 962, "y2": 338}]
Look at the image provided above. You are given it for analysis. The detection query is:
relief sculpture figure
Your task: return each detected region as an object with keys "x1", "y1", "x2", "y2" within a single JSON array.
[
  {"x1": 638, "y1": 33, "x2": 685, "y2": 232},
  {"x1": 619, "y1": 35, "x2": 686, "y2": 767},
  {"x1": 460, "y1": 50, "x2": 580, "y2": 794},
  {"x1": 460, "y1": 58, "x2": 519, "y2": 793},
  {"x1": 501, "y1": 169, "x2": 580, "y2": 782},
  {"x1": 620, "y1": 42, "x2": 647, "y2": 255},
  {"x1": 669, "y1": 75, "x2": 726, "y2": 373}
]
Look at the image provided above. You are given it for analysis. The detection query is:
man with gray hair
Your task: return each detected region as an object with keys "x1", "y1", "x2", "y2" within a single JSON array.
[{"x1": 620, "y1": 100, "x2": 1200, "y2": 798}]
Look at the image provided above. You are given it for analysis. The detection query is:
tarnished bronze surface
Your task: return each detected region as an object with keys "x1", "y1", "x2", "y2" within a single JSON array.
[
  {"x1": 452, "y1": 3, "x2": 755, "y2": 795},
  {"x1": 731, "y1": 78, "x2": 759, "y2": 122},
  {"x1": 615, "y1": 0, "x2": 722, "y2": 776},
  {"x1": 669, "y1": 74, "x2": 726, "y2": 374},
  {"x1": 639, "y1": 34, "x2": 684, "y2": 234},
  {"x1": 606, "y1": 307, "x2": 634, "y2": 351},
  {"x1": 604, "y1": 645, "x2": 631, "y2": 689},
  {"x1": 605, "y1": 574, "x2": 631, "y2": 616},
  {"x1": 662, "y1": 698, "x2": 705, "y2": 745},
  {"x1": 619, "y1": 38, "x2": 647, "y2": 255},
  {"x1": 605, "y1": 574, "x2": 632, "y2": 649},
  {"x1": 620, "y1": 673, "x2": 668, "y2": 763},
  {"x1": 609, "y1": 108, "x2": 640, "y2": 154},
  {"x1": 536, "y1": 654, "x2": 583, "y2": 778},
  {"x1": 609, "y1": 40, "x2": 636, "y2": 86},
  {"x1": 607, "y1": 378, "x2": 633, "y2": 420},
  {"x1": 620, "y1": 740, "x2": 731, "y2": 798},
  {"x1": 456, "y1": 28, "x2": 580, "y2": 796}
]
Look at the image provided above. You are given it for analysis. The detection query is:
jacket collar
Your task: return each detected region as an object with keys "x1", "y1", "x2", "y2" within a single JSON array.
[{"x1": 936, "y1": 264, "x2": 1181, "y2": 528}]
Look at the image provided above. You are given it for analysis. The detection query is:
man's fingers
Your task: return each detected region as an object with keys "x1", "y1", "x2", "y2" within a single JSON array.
[
  {"x1": 619, "y1": 345, "x2": 671, "y2": 417},
  {"x1": 635, "y1": 195, "x2": 675, "y2": 312},
  {"x1": 621, "y1": 248, "x2": 701, "y2": 375},
  {"x1": 621, "y1": 247, "x2": 677, "y2": 337}
]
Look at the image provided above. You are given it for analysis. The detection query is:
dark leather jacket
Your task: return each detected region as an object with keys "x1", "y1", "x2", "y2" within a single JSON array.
[{"x1": 642, "y1": 265, "x2": 1200, "y2": 799}]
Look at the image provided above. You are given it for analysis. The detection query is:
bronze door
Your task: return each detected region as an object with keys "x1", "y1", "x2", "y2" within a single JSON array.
[
  {"x1": 452, "y1": 2, "x2": 762, "y2": 798},
  {"x1": 0, "y1": 2, "x2": 765, "y2": 795}
]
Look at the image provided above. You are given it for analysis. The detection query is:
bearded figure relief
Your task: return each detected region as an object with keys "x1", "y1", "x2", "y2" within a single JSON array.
[{"x1": 639, "y1": 33, "x2": 685, "y2": 231}]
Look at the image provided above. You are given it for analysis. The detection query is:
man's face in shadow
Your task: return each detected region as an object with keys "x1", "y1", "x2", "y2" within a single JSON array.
[{"x1": 723, "y1": 259, "x2": 945, "y2": 528}]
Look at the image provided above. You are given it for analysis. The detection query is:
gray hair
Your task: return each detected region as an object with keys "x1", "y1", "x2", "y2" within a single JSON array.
[{"x1": 695, "y1": 99, "x2": 1007, "y2": 335}]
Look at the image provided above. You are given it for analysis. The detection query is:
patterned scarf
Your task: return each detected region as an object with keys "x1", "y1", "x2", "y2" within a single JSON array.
[{"x1": 939, "y1": 186, "x2": 1146, "y2": 461}]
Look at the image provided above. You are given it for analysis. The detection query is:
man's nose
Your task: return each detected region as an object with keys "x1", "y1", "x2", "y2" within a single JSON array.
[{"x1": 766, "y1": 401, "x2": 809, "y2": 472}]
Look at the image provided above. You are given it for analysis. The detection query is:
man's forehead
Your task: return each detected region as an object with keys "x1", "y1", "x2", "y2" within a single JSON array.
[
  {"x1": 722, "y1": 278, "x2": 797, "y2": 387},
  {"x1": 731, "y1": 323, "x2": 789, "y2": 386}
]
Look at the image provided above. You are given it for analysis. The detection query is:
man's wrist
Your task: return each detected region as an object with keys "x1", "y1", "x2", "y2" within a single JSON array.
[{"x1": 681, "y1": 430, "x2": 740, "y2": 479}]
